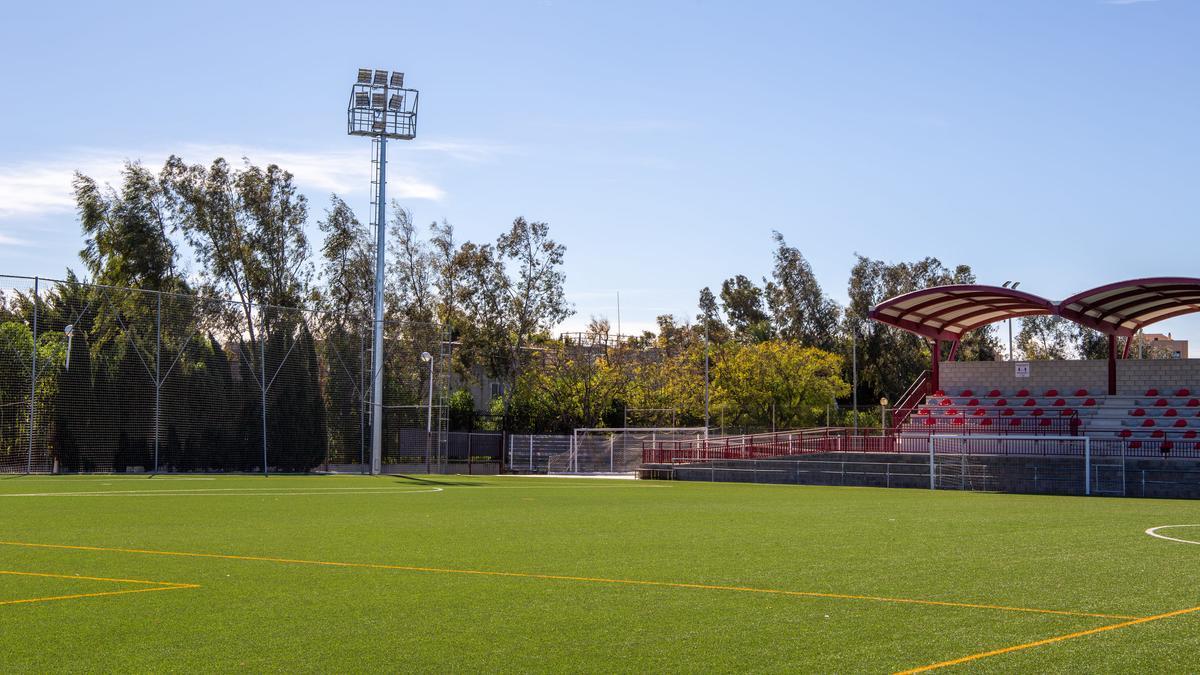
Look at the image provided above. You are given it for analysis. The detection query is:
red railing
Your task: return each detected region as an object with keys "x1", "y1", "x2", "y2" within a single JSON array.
[
  {"x1": 891, "y1": 370, "x2": 930, "y2": 432},
  {"x1": 643, "y1": 428, "x2": 899, "y2": 464},
  {"x1": 642, "y1": 425, "x2": 1200, "y2": 465},
  {"x1": 903, "y1": 410, "x2": 1079, "y2": 436}
]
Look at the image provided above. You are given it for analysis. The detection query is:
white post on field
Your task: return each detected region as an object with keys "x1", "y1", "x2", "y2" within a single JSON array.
[
  {"x1": 928, "y1": 434, "x2": 935, "y2": 490},
  {"x1": 1084, "y1": 437, "x2": 1091, "y2": 496}
]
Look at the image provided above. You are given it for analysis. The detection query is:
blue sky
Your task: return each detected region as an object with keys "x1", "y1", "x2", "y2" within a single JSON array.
[{"x1": 1, "y1": 0, "x2": 1197, "y2": 342}]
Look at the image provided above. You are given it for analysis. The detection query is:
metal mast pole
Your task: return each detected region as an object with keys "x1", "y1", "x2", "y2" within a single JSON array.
[
  {"x1": 27, "y1": 276, "x2": 38, "y2": 473},
  {"x1": 852, "y1": 328, "x2": 859, "y2": 434},
  {"x1": 426, "y1": 356, "x2": 434, "y2": 472},
  {"x1": 370, "y1": 136, "x2": 388, "y2": 476},
  {"x1": 154, "y1": 292, "x2": 161, "y2": 473},
  {"x1": 260, "y1": 314, "x2": 269, "y2": 477},
  {"x1": 703, "y1": 320, "x2": 710, "y2": 439}
]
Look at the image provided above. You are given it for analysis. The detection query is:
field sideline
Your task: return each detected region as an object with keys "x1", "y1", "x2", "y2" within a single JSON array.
[{"x1": 0, "y1": 474, "x2": 1197, "y2": 672}]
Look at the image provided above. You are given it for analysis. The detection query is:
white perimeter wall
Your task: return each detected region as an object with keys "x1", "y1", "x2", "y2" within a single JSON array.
[{"x1": 940, "y1": 359, "x2": 1200, "y2": 395}]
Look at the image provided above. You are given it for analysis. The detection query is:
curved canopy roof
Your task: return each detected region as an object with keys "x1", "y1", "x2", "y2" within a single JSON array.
[
  {"x1": 1058, "y1": 277, "x2": 1200, "y2": 337},
  {"x1": 867, "y1": 285, "x2": 1056, "y2": 342}
]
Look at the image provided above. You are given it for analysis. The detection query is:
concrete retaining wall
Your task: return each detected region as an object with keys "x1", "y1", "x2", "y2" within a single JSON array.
[{"x1": 649, "y1": 452, "x2": 1200, "y2": 499}]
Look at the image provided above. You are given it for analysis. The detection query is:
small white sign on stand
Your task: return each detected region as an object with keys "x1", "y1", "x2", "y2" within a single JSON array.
[{"x1": 1015, "y1": 362, "x2": 1031, "y2": 378}]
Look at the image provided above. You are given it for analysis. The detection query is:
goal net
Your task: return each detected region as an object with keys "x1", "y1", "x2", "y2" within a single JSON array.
[
  {"x1": 928, "y1": 434, "x2": 1095, "y2": 494},
  {"x1": 550, "y1": 428, "x2": 707, "y2": 474}
]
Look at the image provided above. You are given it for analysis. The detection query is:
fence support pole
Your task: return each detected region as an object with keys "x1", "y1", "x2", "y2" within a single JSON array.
[
  {"x1": 27, "y1": 276, "x2": 38, "y2": 474},
  {"x1": 1084, "y1": 438, "x2": 1091, "y2": 496},
  {"x1": 154, "y1": 292, "x2": 161, "y2": 473},
  {"x1": 260, "y1": 314, "x2": 269, "y2": 477},
  {"x1": 928, "y1": 435, "x2": 935, "y2": 490}
]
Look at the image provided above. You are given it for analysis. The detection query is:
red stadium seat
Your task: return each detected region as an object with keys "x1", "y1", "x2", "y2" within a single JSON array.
[
  {"x1": 1152, "y1": 430, "x2": 1165, "y2": 438},
  {"x1": 1131, "y1": 408, "x2": 1146, "y2": 417},
  {"x1": 946, "y1": 408, "x2": 960, "y2": 416},
  {"x1": 1142, "y1": 419, "x2": 1156, "y2": 427},
  {"x1": 1166, "y1": 409, "x2": 1179, "y2": 417},
  {"x1": 1174, "y1": 419, "x2": 1188, "y2": 428},
  {"x1": 987, "y1": 389, "x2": 1002, "y2": 398},
  {"x1": 1059, "y1": 409, "x2": 1076, "y2": 416},
  {"x1": 1074, "y1": 389, "x2": 1088, "y2": 397},
  {"x1": 994, "y1": 398, "x2": 1008, "y2": 407},
  {"x1": 918, "y1": 408, "x2": 930, "y2": 416},
  {"x1": 1016, "y1": 389, "x2": 1030, "y2": 397},
  {"x1": 967, "y1": 398, "x2": 980, "y2": 407},
  {"x1": 1002, "y1": 408, "x2": 1014, "y2": 416},
  {"x1": 960, "y1": 389, "x2": 974, "y2": 397},
  {"x1": 1161, "y1": 441, "x2": 1174, "y2": 452},
  {"x1": 1185, "y1": 431, "x2": 1197, "y2": 440},
  {"x1": 972, "y1": 408, "x2": 987, "y2": 416},
  {"x1": 1118, "y1": 429, "x2": 1132, "y2": 438},
  {"x1": 1155, "y1": 398, "x2": 1169, "y2": 407},
  {"x1": 952, "y1": 417, "x2": 965, "y2": 426},
  {"x1": 1009, "y1": 418, "x2": 1022, "y2": 427},
  {"x1": 934, "y1": 390, "x2": 946, "y2": 397},
  {"x1": 1130, "y1": 440, "x2": 1142, "y2": 449},
  {"x1": 980, "y1": 419, "x2": 993, "y2": 427},
  {"x1": 1146, "y1": 388, "x2": 1159, "y2": 397},
  {"x1": 1023, "y1": 398, "x2": 1037, "y2": 407},
  {"x1": 940, "y1": 398, "x2": 953, "y2": 406},
  {"x1": 1188, "y1": 399, "x2": 1200, "y2": 408},
  {"x1": 923, "y1": 417, "x2": 937, "y2": 426},
  {"x1": 1177, "y1": 389, "x2": 1191, "y2": 397},
  {"x1": 1083, "y1": 398, "x2": 1097, "y2": 406},
  {"x1": 1031, "y1": 409, "x2": 1044, "y2": 417},
  {"x1": 1039, "y1": 419, "x2": 1052, "y2": 427},
  {"x1": 1044, "y1": 389, "x2": 1059, "y2": 397},
  {"x1": 1052, "y1": 398, "x2": 1066, "y2": 407}
]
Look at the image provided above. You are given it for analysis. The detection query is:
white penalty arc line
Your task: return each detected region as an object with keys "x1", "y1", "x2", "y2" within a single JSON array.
[
  {"x1": 1145, "y1": 525, "x2": 1200, "y2": 545},
  {"x1": 0, "y1": 487, "x2": 445, "y2": 498}
]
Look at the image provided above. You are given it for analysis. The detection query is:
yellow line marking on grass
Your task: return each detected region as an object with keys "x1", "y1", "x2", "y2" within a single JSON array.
[
  {"x1": 0, "y1": 569, "x2": 197, "y2": 587},
  {"x1": 894, "y1": 604, "x2": 1200, "y2": 674},
  {"x1": 0, "y1": 569, "x2": 199, "y2": 608},
  {"x1": 0, "y1": 540, "x2": 1132, "y2": 620}
]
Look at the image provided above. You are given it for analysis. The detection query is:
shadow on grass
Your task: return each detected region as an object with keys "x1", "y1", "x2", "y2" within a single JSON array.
[{"x1": 386, "y1": 474, "x2": 488, "y2": 487}]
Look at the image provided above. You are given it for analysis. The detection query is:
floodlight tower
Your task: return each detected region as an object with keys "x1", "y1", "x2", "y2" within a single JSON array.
[{"x1": 348, "y1": 68, "x2": 420, "y2": 475}]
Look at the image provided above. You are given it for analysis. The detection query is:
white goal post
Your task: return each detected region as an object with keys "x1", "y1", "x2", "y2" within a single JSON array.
[
  {"x1": 927, "y1": 434, "x2": 1093, "y2": 495},
  {"x1": 553, "y1": 427, "x2": 708, "y2": 474}
]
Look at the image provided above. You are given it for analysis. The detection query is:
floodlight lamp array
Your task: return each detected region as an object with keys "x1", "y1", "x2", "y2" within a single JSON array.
[{"x1": 347, "y1": 67, "x2": 419, "y2": 139}]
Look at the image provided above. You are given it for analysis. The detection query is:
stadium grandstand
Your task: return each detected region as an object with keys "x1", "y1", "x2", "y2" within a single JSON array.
[{"x1": 642, "y1": 277, "x2": 1200, "y2": 498}]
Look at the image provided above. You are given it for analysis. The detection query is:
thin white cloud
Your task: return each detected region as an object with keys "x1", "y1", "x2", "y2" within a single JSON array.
[
  {"x1": 0, "y1": 138, "x2": 508, "y2": 220},
  {"x1": 0, "y1": 232, "x2": 32, "y2": 246}
]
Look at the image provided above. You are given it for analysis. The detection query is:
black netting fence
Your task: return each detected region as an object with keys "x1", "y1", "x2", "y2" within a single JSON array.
[{"x1": 0, "y1": 275, "x2": 449, "y2": 474}]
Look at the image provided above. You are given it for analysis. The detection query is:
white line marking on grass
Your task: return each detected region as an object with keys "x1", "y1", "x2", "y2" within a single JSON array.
[
  {"x1": 7, "y1": 477, "x2": 218, "y2": 482},
  {"x1": 0, "y1": 487, "x2": 444, "y2": 498},
  {"x1": 447, "y1": 484, "x2": 672, "y2": 490},
  {"x1": 1146, "y1": 525, "x2": 1200, "y2": 545}
]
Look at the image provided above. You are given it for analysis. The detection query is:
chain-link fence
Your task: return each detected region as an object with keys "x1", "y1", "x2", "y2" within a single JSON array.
[{"x1": 0, "y1": 275, "x2": 449, "y2": 474}]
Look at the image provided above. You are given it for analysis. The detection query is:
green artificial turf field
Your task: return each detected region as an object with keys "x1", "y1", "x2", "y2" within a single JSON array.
[{"x1": 0, "y1": 474, "x2": 1197, "y2": 673}]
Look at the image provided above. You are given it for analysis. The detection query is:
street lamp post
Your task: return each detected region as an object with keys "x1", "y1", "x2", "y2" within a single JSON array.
[
  {"x1": 348, "y1": 69, "x2": 419, "y2": 475},
  {"x1": 880, "y1": 397, "x2": 889, "y2": 436},
  {"x1": 1002, "y1": 281, "x2": 1021, "y2": 360},
  {"x1": 852, "y1": 327, "x2": 859, "y2": 433},
  {"x1": 421, "y1": 351, "x2": 434, "y2": 473}
]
